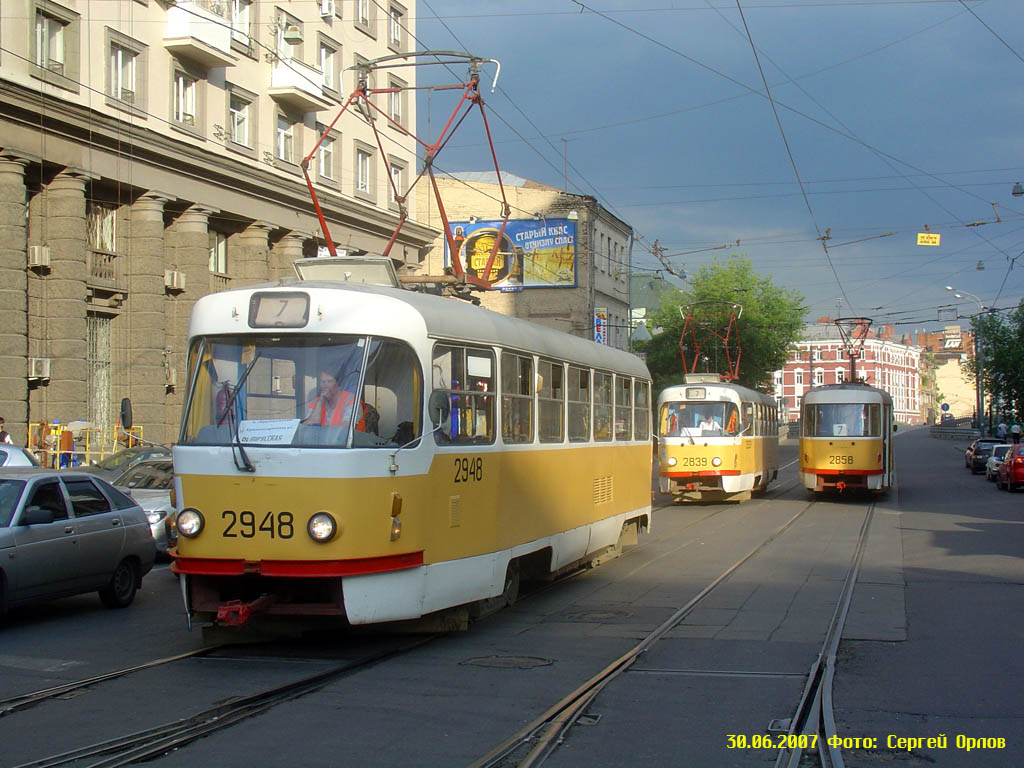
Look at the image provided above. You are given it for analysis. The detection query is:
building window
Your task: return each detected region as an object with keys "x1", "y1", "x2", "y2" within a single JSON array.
[
  {"x1": 209, "y1": 231, "x2": 228, "y2": 274},
  {"x1": 388, "y1": 5, "x2": 404, "y2": 50},
  {"x1": 355, "y1": 146, "x2": 374, "y2": 199},
  {"x1": 355, "y1": 0, "x2": 374, "y2": 36},
  {"x1": 388, "y1": 159, "x2": 405, "y2": 207},
  {"x1": 319, "y1": 134, "x2": 336, "y2": 180},
  {"x1": 87, "y1": 313, "x2": 113, "y2": 428},
  {"x1": 275, "y1": 11, "x2": 301, "y2": 59},
  {"x1": 276, "y1": 114, "x2": 296, "y2": 163},
  {"x1": 173, "y1": 70, "x2": 197, "y2": 127},
  {"x1": 836, "y1": 368, "x2": 845, "y2": 383},
  {"x1": 387, "y1": 76, "x2": 406, "y2": 128},
  {"x1": 319, "y1": 40, "x2": 337, "y2": 91},
  {"x1": 108, "y1": 43, "x2": 135, "y2": 102},
  {"x1": 32, "y1": 1, "x2": 79, "y2": 91},
  {"x1": 87, "y1": 201, "x2": 117, "y2": 254},
  {"x1": 795, "y1": 370, "x2": 804, "y2": 386},
  {"x1": 35, "y1": 11, "x2": 65, "y2": 74},
  {"x1": 229, "y1": 93, "x2": 249, "y2": 146},
  {"x1": 230, "y1": 0, "x2": 251, "y2": 48},
  {"x1": 814, "y1": 368, "x2": 824, "y2": 386}
]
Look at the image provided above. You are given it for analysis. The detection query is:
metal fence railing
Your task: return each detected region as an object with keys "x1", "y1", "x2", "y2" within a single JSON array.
[{"x1": 27, "y1": 423, "x2": 145, "y2": 469}]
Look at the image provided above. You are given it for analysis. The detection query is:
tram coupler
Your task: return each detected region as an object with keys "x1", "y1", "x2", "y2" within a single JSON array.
[
  {"x1": 216, "y1": 594, "x2": 277, "y2": 627},
  {"x1": 835, "y1": 481, "x2": 847, "y2": 492}
]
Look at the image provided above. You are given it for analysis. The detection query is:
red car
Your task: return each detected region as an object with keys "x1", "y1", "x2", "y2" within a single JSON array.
[{"x1": 996, "y1": 444, "x2": 1024, "y2": 491}]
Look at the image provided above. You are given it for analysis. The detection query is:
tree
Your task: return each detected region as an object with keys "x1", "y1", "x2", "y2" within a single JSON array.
[
  {"x1": 973, "y1": 302, "x2": 1024, "y2": 422},
  {"x1": 636, "y1": 255, "x2": 805, "y2": 393}
]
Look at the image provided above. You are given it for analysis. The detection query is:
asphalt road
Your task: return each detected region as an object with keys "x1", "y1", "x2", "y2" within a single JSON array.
[{"x1": 0, "y1": 427, "x2": 1020, "y2": 767}]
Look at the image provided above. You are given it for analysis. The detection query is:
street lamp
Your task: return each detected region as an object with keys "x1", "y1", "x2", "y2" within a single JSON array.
[{"x1": 946, "y1": 285, "x2": 986, "y2": 434}]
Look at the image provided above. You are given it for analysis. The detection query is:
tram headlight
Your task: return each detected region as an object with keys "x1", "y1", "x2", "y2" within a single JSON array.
[
  {"x1": 711, "y1": 457, "x2": 722, "y2": 467},
  {"x1": 177, "y1": 508, "x2": 204, "y2": 538},
  {"x1": 666, "y1": 457, "x2": 677, "y2": 467},
  {"x1": 307, "y1": 512, "x2": 337, "y2": 543}
]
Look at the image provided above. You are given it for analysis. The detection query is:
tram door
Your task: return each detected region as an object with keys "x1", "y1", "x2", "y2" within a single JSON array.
[{"x1": 883, "y1": 403, "x2": 893, "y2": 483}]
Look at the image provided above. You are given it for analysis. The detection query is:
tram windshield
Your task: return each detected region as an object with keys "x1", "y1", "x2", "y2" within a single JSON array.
[
  {"x1": 803, "y1": 403, "x2": 881, "y2": 437},
  {"x1": 659, "y1": 401, "x2": 740, "y2": 437},
  {"x1": 180, "y1": 334, "x2": 422, "y2": 449}
]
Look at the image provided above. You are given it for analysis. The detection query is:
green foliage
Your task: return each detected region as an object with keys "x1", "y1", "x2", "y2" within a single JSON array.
[
  {"x1": 635, "y1": 255, "x2": 805, "y2": 393},
  {"x1": 974, "y1": 303, "x2": 1024, "y2": 421}
]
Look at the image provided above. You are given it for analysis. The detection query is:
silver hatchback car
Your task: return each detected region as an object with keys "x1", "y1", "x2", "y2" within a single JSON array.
[{"x1": 0, "y1": 469, "x2": 156, "y2": 617}]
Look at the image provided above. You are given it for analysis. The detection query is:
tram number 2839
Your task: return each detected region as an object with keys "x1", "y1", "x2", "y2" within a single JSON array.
[{"x1": 827, "y1": 455, "x2": 855, "y2": 465}]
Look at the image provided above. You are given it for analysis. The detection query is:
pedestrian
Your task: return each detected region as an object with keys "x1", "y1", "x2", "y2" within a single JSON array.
[
  {"x1": 997, "y1": 422, "x2": 1008, "y2": 440},
  {"x1": 1012, "y1": 423, "x2": 1021, "y2": 445},
  {"x1": 0, "y1": 417, "x2": 12, "y2": 445}
]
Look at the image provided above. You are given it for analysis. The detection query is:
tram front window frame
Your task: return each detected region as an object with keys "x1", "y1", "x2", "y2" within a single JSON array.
[{"x1": 180, "y1": 334, "x2": 423, "y2": 449}]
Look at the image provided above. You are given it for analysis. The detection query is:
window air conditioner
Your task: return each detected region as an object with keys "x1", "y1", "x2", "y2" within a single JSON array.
[
  {"x1": 28, "y1": 357, "x2": 51, "y2": 380},
  {"x1": 319, "y1": 0, "x2": 335, "y2": 17},
  {"x1": 164, "y1": 269, "x2": 186, "y2": 291},
  {"x1": 27, "y1": 245, "x2": 51, "y2": 268}
]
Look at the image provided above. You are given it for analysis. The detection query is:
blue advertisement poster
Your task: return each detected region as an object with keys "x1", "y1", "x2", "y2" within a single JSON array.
[{"x1": 444, "y1": 218, "x2": 577, "y2": 290}]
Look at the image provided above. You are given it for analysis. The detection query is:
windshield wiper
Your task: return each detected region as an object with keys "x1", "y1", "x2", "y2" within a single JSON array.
[{"x1": 219, "y1": 353, "x2": 261, "y2": 473}]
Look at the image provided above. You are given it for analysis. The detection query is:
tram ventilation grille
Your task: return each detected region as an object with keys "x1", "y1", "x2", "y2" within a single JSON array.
[
  {"x1": 449, "y1": 496, "x2": 461, "y2": 527},
  {"x1": 593, "y1": 476, "x2": 613, "y2": 505}
]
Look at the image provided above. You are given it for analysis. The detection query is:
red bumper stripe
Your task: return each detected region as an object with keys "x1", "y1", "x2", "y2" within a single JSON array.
[
  {"x1": 662, "y1": 470, "x2": 741, "y2": 478},
  {"x1": 170, "y1": 551, "x2": 424, "y2": 578},
  {"x1": 801, "y1": 468, "x2": 883, "y2": 476}
]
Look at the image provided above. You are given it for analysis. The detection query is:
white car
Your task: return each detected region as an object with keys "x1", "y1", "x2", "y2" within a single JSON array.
[
  {"x1": 985, "y1": 444, "x2": 1014, "y2": 480},
  {"x1": 0, "y1": 446, "x2": 42, "y2": 468},
  {"x1": 112, "y1": 459, "x2": 176, "y2": 557}
]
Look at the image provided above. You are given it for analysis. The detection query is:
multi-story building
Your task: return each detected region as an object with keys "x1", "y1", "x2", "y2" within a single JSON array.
[
  {"x1": 915, "y1": 325, "x2": 978, "y2": 421},
  {"x1": 0, "y1": 0, "x2": 434, "y2": 444},
  {"x1": 418, "y1": 172, "x2": 634, "y2": 351},
  {"x1": 773, "y1": 323, "x2": 923, "y2": 425}
]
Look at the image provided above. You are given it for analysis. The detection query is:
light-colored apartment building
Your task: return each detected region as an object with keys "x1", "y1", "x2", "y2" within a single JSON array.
[
  {"x1": 417, "y1": 172, "x2": 634, "y2": 352},
  {"x1": 0, "y1": 0, "x2": 434, "y2": 444}
]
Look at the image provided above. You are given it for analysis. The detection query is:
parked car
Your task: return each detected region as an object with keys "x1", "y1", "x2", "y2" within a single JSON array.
[
  {"x1": 80, "y1": 445, "x2": 173, "y2": 483},
  {"x1": 985, "y1": 444, "x2": 1013, "y2": 481},
  {"x1": 965, "y1": 438, "x2": 1003, "y2": 472},
  {"x1": 996, "y1": 445, "x2": 1024, "y2": 491},
  {"x1": 0, "y1": 446, "x2": 42, "y2": 468},
  {"x1": 112, "y1": 459, "x2": 176, "y2": 557},
  {"x1": 0, "y1": 469, "x2": 156, "y2": 617}
]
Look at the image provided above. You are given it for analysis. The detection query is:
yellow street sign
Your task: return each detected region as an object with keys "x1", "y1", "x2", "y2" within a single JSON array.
[{"x1": 917, "y1": 233, "x2": 941, "y2": 246}]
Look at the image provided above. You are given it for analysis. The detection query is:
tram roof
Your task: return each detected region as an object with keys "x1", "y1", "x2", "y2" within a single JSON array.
[
  {"x1": 189, "y1": 279, "x2": 650, "y2": 378},
  {"x1": 657, "y1": 380, "x2": 775, "y2": 405},
  {"x1": 802, "y1": 382, "x2": 893, "y2": 405}
]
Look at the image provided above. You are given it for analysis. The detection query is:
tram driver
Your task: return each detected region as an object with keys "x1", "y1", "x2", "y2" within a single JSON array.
[{"x1": 302, "y1": 359, "x2": 378, "y2": 434}]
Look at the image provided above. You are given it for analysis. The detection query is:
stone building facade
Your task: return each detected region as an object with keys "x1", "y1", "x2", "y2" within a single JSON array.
[
  {"x1": 0, "y1": 0, "x2": 434, "y2": 445},
  {"x1": 417, "y1": 172, "x2": 634, "y2": 351},
  {"x1": 773, "y1": 323, "x2": 924, "y2": 425}
]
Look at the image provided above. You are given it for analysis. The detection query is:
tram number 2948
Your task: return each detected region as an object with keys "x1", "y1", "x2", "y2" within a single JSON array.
[
  {"x1": 222, "y1": 510, "x2": 295, "y2": 539},
  {"x1": 454, "y1": 457, "x2": 484, "y2": 483},
  {"x1": 828, "y1": 455, "x2": 855, "y2": 465}
]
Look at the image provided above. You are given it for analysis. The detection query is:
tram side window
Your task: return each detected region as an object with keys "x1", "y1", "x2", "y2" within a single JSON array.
[
  {"x1": 634, "y1": 380, "x2": 651, "y2": 440},
  {"x1": 352, "y1": 338, "x2": 422, "y2": 448},
  {"x1": 614, "y1": 375, "x2": 632, "y2": 440},
  {"x1": 594, "y1": 371, "x2": 613, "y2": 442},
  {"x1": 568, "y1": 365, "x2": 590, "y2": 442},
  {"x1": 432, "y1": 345, "x2": 495, "y2": 445},
  {"x1": 538, "y1": 359, "x2": 565, "y2": 443},
  {"x1": 743, "y1": 403, "x2": 754, "y2": 436},
  {"x1": 501, "y1": 352, "x2": 534, "y2": 444}
]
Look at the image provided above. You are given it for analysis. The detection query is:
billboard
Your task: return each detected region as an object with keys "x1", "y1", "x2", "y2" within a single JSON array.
[
  {"x1": 444, "y1": 218, "x2": 577, "y2": 291},
  {"x1": 594, "y1": 306, "x2": 608, "y2": 345}
]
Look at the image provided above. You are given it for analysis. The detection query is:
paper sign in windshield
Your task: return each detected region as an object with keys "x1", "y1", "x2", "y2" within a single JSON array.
[{"x1": 237, "y1": 419, "x2": 300, "y2": 445}]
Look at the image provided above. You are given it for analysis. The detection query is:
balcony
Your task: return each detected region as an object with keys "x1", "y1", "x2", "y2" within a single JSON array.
[
  {"x1": 269, "y1": 58, "x2": 333, "y2": 113},
  {"x1": 164, "y1": 0, "x2": 237, "y2": 68},
  {"x1": 87, "y1": 250, "x2": 128, "y2": 308}
]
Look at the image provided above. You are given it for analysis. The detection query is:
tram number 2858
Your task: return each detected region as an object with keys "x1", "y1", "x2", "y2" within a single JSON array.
[
  {"x1": 828, "y1": 455, "x2": 854, "y2": 465},
  {"x1": 454, "y1": 457, "x2": 484, "y2": 483}
]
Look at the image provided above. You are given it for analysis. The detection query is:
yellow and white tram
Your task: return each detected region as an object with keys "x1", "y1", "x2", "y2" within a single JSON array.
[
  {"x1": 656, "y1": 374, "x2": 779, "y2": 502},
  {"x1": 169, "y1": 279, "x2": 653, "y2": 629},
  {"x1": 799, "y1": 382, "x2": 894, "y2": 494}
]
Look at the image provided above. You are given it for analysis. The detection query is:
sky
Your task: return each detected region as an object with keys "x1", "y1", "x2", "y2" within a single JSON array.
[{"x1": 402, "y1": 0, "x2": 1024, "y2": 334}]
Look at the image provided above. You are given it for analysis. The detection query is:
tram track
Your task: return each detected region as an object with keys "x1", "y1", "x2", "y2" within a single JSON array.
[
  {"x1": 470, "y1": 482, "x2": 876, "y2": 768},
  {"x1": 9, "y1": 634, "x2": 436, "y2": 768}
]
